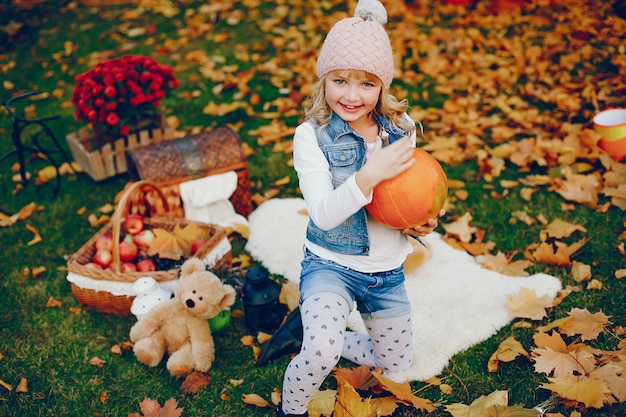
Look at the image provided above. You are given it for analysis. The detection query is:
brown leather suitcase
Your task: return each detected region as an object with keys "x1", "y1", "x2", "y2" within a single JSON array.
[{"x1": 125, "y1": 127, "x2": 252, "y2": 217}]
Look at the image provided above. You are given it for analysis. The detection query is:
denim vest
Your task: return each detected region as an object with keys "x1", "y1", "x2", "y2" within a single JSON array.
[{"x1": 305, "y1": 112, "x2": 413, "y2": 256}]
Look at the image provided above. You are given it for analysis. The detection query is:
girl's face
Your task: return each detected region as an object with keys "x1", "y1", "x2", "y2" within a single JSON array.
[{"x1": 324, "y1": 70, "x2": 382, "y2": 129}]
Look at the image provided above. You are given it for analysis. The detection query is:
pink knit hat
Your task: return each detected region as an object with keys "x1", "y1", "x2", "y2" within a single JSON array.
[{"x1": 316, "y1": 0, "x2": 394, "y2": 88}]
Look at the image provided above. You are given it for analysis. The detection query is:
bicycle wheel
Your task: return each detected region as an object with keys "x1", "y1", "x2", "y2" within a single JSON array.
[
  {"x1": 23, "y1": 121, "x2": 72, "y2": 165},
  {"x1": 0, "y1": 146, "x2": 61, "y2": 213}
]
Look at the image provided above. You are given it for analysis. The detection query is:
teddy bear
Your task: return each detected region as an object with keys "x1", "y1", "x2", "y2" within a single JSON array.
[
  {"x1": 129, "y1": 258, "x2": 236, "y2": 376},
  {"x1": 130, "y1": 276, "x2": 173, "y2": 320}
]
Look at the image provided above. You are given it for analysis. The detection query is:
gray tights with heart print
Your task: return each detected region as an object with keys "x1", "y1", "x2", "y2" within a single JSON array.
[{"x1": 280, "y1": 292, "x2": 413, "y2": 415}]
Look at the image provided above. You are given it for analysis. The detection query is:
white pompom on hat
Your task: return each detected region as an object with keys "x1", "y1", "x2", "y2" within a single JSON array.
[{"x1": 316, "y1": 0, "x2": 394, "y2": 88}]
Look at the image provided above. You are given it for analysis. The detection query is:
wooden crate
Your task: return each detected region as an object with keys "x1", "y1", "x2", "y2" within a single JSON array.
[{"x1": 66, "y1": 125, "x2": 176, "y2": 181}]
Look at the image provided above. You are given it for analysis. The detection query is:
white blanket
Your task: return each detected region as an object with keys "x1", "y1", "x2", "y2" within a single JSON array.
[{"x1": 245, "y1": 198, "x2": 562, "y2": 381}]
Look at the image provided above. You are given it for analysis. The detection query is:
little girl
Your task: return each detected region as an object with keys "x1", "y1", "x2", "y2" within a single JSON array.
[{"x1": 277, "y1": 0, "x2": 444, "y2": 415}]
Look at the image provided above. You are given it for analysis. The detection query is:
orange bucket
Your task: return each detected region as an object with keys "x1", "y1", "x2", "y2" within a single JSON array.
[{"x1": 593, "y1": 109, "x2": 626, "y2": 161}]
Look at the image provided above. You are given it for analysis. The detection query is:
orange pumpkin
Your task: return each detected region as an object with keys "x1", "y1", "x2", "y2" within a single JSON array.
[{"x1": 366, "y1": 148, "x2": 448, "y2": 229}]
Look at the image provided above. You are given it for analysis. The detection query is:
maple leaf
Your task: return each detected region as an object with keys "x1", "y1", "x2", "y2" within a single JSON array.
[
  {"x1": 525, "y1": 238, "x2": 589, "y2": 266},
  {"x1": 137, "y1": 397, "x2": 183, "y2": 417},
  {"x1": 506, "y1": 287, "x2": 554, "y2": 320},
  {"x1": 541, "y1": 375, "x2": 612, "y2": 409},
  {"x1": 476, "y1": 251, "x2": 531, "y2": 276},
  {"x1": 532, "y1": 344, "x2": 597, "y2": 378},
  {"x1": 592, "y1": 361, "x2": 626, "y2": 402},
  {"x1": 173, "y1": 222, "x2": 206, "y2": 257},
  {"x1": 539, "y1": 218, "x2": 587, "y2": 241},
  {"x1": 550, "y1": 168, "x2": 600, "y2": 208},
  {"x1": 370, "y1": 396, "x2": 400, "y2": 417},
  {"x1": 445, "y1": 390, "x2": 512, "y2": 417},
  {"x1": 147, "y1": 228, "x2": 183, "y2": 260},
  {"x1": 370, "y1": 369, "x2": 435, "y2": 412},
  {"x1": 334, "y1": 365, "x2": 376, "y2": 391},
  {"x1": 442, "y1": 212, "x2": 477, "y2": 243},
  {"x1": 487, "y1": 336, "x2": 529, "y2": 372},
  {"x1": 334, "y1": 375, "x2": 372, "y2": 417},
  {"x1": 308, "y1": 389, "x2": 337, "y2": 417},
  {"x1": 533, "y1": 330, "x2": 568, "y2": 352},
  {"x1": 558, "y1": 308, "x2": 610, "y2": 341}
]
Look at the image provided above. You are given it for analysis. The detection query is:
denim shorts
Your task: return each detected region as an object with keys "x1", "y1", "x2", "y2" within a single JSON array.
[{"x1": 299, "y1": 248, "x2": 411, "y2": 320}]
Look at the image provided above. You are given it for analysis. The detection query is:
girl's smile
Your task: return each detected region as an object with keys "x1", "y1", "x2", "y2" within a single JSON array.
[{"x1": 325, "y1": 70, "x2": 382, "y2": 131}]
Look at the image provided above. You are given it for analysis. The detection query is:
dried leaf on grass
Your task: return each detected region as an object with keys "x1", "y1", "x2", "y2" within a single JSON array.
[
  {"x1": 506, "y1": 287, "x2": 555, "y2": 320},
  {"x1": 334, "y1": 375, "x2": 372, "y2": 417},
  {"x1": 476, "y1": 251, "x2": 532, "y2": 276},
  {"x1": 308, "y1": 389, "x2": 337, "y2": 417},
  {"x1": 46, "y1": 297, "x2": 62, "y2": 308},
  {"x1": 89, "y1": 356, "x2": 105, "y2": 367},
  {"x1": 541, "y1": 375, "x2": 612, "y2": 409},
  {"x1": 487, "y1": 336, "x2": 529, "y2": 372},
  {"x1": 132, "y1": 397, "x2": 184, "y2": 417},
  {"x1": 25, "y1": 223, "x2": 42, "y2": 246},
  {"x1": 0, "y1": 379, "x2": 13, "y2": 391},
  {"x1": 558, "y1": 308, "x2": 610, "y2": 341},
  {"x1": 445, "y1": 390, "x2": 539, "y2": 417},
  {"x1": 242, "y1": 393, "x2": 271, "y2": 407},
  {"x1": 370, "y1": 369, "x2": 436, "y2": 412},
  {"x1": 179, "y1": 371, "x2": 210, "y2": 394},
  {"x1": 15, "y1": 378, "x2": 27, "y2": 393}
]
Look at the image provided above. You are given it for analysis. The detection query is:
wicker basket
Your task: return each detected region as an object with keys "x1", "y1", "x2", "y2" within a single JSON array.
[{"x1": 66, "y1": 180, "x2": 232, "y2": 315}]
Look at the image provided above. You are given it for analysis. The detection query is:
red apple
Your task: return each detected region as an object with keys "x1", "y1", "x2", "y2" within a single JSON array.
[
  {"x1": 124, "y1": 213, "x2": 144, "y2": 235},
  {"x1": 133, "y1": 229, "x2": 155, "y2": 249},
  {"x1": 120, "y1": 262, "x2": 137, "y2": 273},
  {"x1": 95, "y1": 234, "x2": 113, "y2": 251},
  {"x1": 92, "y1": 249, "x2": 113, "y2": 268},
  {"x1": 136, "y1": 259, "x2": 156, "y2": 272},
  {"x1": 191, "y1": 238, "x2": 208, "y2": 255},
  {"x1": 84, "y1": 262, "x2": 103, "y2": 269},
  {"x1": 119, "y1": 241, "x2": 139, "y2": 262}
]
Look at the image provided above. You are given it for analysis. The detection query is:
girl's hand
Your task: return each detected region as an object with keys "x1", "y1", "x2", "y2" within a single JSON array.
[
  {"x1": 356, "y1": 136, "x2": 414, "y2": 195},
  {"x1": 401, "y1": 208, "x2": 445, "y2": 237}
]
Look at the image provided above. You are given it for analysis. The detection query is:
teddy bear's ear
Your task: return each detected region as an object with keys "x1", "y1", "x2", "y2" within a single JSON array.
[
  {"x1": 219, "y1": 285, "x2": 237, "y2": 311},
  {"x1": 180, "y1": 258, "x2": 206, "y2": 276}
]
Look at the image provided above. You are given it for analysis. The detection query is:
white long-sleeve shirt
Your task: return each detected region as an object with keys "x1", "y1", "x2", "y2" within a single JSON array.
[{"x1": 293, "y1": 122, "x2": 414, "y2": 273}]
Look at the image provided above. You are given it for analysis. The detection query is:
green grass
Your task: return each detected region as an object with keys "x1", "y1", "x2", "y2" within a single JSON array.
[{"x1": 1, "y1": 0, "x2": 625, "y2": 416}]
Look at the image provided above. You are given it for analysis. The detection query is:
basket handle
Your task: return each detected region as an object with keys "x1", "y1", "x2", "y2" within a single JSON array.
[{"x1": 110, "y1": 180, "x2": 170, "y2": 273}]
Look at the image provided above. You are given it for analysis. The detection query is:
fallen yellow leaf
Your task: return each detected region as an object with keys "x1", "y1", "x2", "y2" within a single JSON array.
[
  {"x1": 15, "y1": 378, "x2": 28, "y2": 393},
  {"x1": 241, "y1": 393, "x2": 271, "y2": 407}
]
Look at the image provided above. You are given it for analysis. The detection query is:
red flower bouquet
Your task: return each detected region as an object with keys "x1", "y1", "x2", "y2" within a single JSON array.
[{"x1": 71, "y1": 55, "x2": 179, "y2": 138}]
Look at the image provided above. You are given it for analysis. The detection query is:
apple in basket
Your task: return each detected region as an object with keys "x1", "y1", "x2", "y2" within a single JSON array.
[
  {"x1": 125, "y1": 213, "x2": 144, "y2": 235},
  {"x1": 95, "y1": 234, "x2": 113, "y2": 251},
  {"x1": 121, "y1": 262, "x2": 138, "y2": 273},
  {"x1": 136, "y1": 259, "x2": 156, "y2": 272},
  {"x1": 92, "y1": 249, "x2": 113, "y2": 268},
  {"x1": 119, "y1": 241, "x2": 139, "y2": 262},
  {"x1": 133, "y1": 229, "x2": 155, "y2": 249},
  {"x1": 84, "y1": 262, "x2": 102, "y2": 269},
  {"x1": 191, "y1": 238, "x2": 208, "y2": 255}
]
